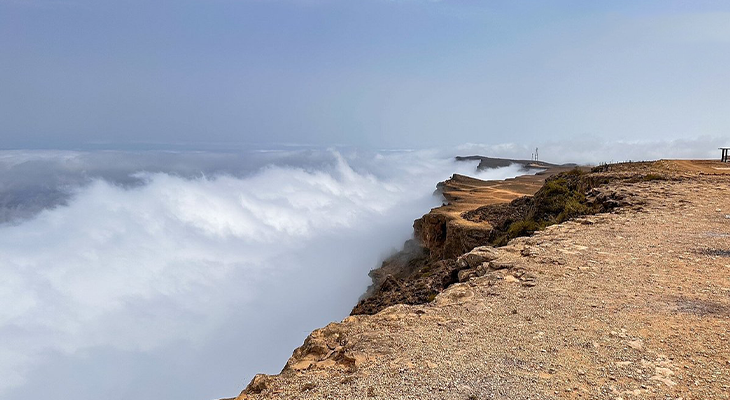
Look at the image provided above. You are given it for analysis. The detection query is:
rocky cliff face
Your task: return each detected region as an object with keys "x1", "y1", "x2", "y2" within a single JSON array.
[
  {"x1": 233, "y1": 159, "x2": 730, "y2": 400},
  {"x1": 454, "y1": 155, "x2": 568, "y2": 170},
  {"x1": 350, "y1": 168, "x2": 565, "y2": 315},
  {"x1": 413, "y1": 211, "x2": 493, "y2": 261},
  {"x1": 352, "y1": 167, "x2": 640, "y2": 316}
]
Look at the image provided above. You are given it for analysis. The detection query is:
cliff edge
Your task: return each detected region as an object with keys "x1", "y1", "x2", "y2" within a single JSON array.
[
  {"x1": 232, "y1": 159, "x2": 730, "y2": 400},
  {"x1": 351, "y1": 162, "x2": 579, "y2": 315}
]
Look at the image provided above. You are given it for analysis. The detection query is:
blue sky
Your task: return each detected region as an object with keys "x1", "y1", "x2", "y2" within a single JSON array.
[{"x1": 1, "y1": 0, "x2": 729, "y2": 149}]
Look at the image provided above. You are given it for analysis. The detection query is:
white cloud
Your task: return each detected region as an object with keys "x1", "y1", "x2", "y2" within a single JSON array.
[
  {"x1": 456, "y1": 136, "x2": 727, "y2": 165},
  {"x1": 0, "y1": 149, "x2": 526, "y2": 399},
  {"x1": 3, "y1": 138, "x2": 716, "y2": 398},
  {"x1": 644, "y1": 12, "x2": 730, "y2": 43}
]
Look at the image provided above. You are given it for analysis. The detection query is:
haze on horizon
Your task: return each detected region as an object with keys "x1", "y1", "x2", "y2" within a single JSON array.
[{"x1": 1, "y1": 0, "x2": 729, "y2": 151}]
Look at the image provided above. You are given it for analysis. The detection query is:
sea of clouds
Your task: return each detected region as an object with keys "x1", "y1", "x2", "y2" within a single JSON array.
[
  {"x1": 0, "y1": 148, "x2": 532, "y2": 400},
  {"x1": 0, "y1": 137, "x2": 722, "y2": 400}
]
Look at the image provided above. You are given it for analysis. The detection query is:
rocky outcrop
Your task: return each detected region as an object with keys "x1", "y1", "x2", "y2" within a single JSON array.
[
  {"x1": 352, "y1": 167, "x2": 651, "y2": 316},
  {"x1": 350, "y1": 258, "x2": 455, "y2": 315},
  {"x1": 232, "y1": 160, "x2": 730, "y2": 400},
  {"x1": 351, "y1": 166, "x2": 569, "y2": 316},
  {"x1": 241, "y1": 323, "x2": 367, "y2": 396},
  {"x1": 413, "y1": 212, "x2": 493, "y2": 261},
  {"x1": 454, "y1": 155, "x2": 568, "y2": 171}
]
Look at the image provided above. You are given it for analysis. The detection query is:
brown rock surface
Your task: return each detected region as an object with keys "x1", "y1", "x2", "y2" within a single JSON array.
[
  {"x1": 351, "y1": 164, "x2": 579, "y2": 316},
  {"x1": 353, "y1": 165, "x2": 627, "y2": 316},
  {"x1": 233, "y1": 160, "x2": 730, "y2": 400},
  {"x1": 416, "y1": 167, "x2": 576, "y2": 261}
]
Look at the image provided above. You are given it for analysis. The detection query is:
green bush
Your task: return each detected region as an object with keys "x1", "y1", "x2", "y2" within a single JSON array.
[
  {"x1": 489, "y1": 168, "x2": 607, "y2": 246},
  {"x1": 507, "y1": 219, "x2": 540, "y2": 238},
  {"x1": 557, "y1": 197, "x2": 589, "y2": 223}
]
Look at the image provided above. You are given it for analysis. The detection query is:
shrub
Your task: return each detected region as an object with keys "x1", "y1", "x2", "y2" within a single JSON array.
[
  {"x1": 507, "y1": 219, "x2": 540, "y2": 238},
  {"x1": 489, "y1": 168, "x2": 609, "y2": 245},
  {"x1": 557, "y1": 197, "x2": 589, "y2": 223}
]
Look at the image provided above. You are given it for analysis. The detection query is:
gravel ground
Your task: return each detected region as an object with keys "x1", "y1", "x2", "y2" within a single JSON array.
[{"x1": 232, "y1": 168, "x2": 730, "y2": 400}]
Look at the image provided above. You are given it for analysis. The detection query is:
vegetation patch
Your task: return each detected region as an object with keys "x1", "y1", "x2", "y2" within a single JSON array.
[{"x1": 483, "y1": 168, "x2": 620, "y2": 245}]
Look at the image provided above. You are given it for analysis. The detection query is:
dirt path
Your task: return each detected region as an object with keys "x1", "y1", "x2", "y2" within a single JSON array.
[
  {"x1": 437, "y1": 166, "x2": 577, "y2": 220},
  {"x1": 233, "y1": 161, "x2": 730, "y2": 400}
]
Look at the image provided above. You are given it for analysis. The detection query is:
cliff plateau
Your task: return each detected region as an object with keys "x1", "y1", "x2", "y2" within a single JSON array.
[{"x1": 231, "y1": 159, "x2": 730, "y2": 400}]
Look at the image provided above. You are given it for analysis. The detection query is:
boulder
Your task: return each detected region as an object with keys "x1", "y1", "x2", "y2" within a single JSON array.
[
  {"x1": 243, "y1": 374, "x2": 271, "y2": 395},
  {"x1": 457, "y1": 246, "x2": 501, "y2": 268}
]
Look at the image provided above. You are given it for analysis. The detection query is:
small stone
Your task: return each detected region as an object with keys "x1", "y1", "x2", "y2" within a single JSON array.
[
  {"x1": 489, "y1": 261, "x2": 515, "y2": 270},
  {"x1": 522, "y1": 272, "x2": 537, "y2": 280},
  {"x1": 628, "y1": 339, "x2": 644, "y2": 350},
  {"x1": 300, "y1": 382, "x2": 316, "y2": 392},
  {"x1": 475, "y1": 262, "x2": 490, "y2": 276},
  {"x1": 458, "y1": 247, "x2": 501, "y2": 268},
  {"x1": 457, "y1": 269, "x2": 478, "y2": 282}
]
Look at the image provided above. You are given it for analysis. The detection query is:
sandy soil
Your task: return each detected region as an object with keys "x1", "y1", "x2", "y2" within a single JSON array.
[
  {"x1": 232, "y1": 160, "x2": 730, "y2": 400},
  {"x1": 436, "y1": 166, "x2": 578, "y2": 226}
]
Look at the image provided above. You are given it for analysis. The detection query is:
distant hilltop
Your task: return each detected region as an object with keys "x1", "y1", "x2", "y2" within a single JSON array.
[{"x1": 455, "y1": 155, "x2": 577, "y2": 170}]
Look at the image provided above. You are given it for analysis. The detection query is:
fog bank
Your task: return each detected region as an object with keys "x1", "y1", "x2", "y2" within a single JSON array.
[{"x1": 0, "y1": 149, "x2": 527, "y2": 400}]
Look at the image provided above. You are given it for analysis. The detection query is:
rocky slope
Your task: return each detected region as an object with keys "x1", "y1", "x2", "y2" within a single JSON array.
[
  {"x1": 349, "y1": 167, "x2": 572, "y2": 316},
  {"x1": 230, "y1": 159, "x2": 730, "y2": 400},
  {"x1": 351, "y1": 165, "x2": 636, "y2": 316}
]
